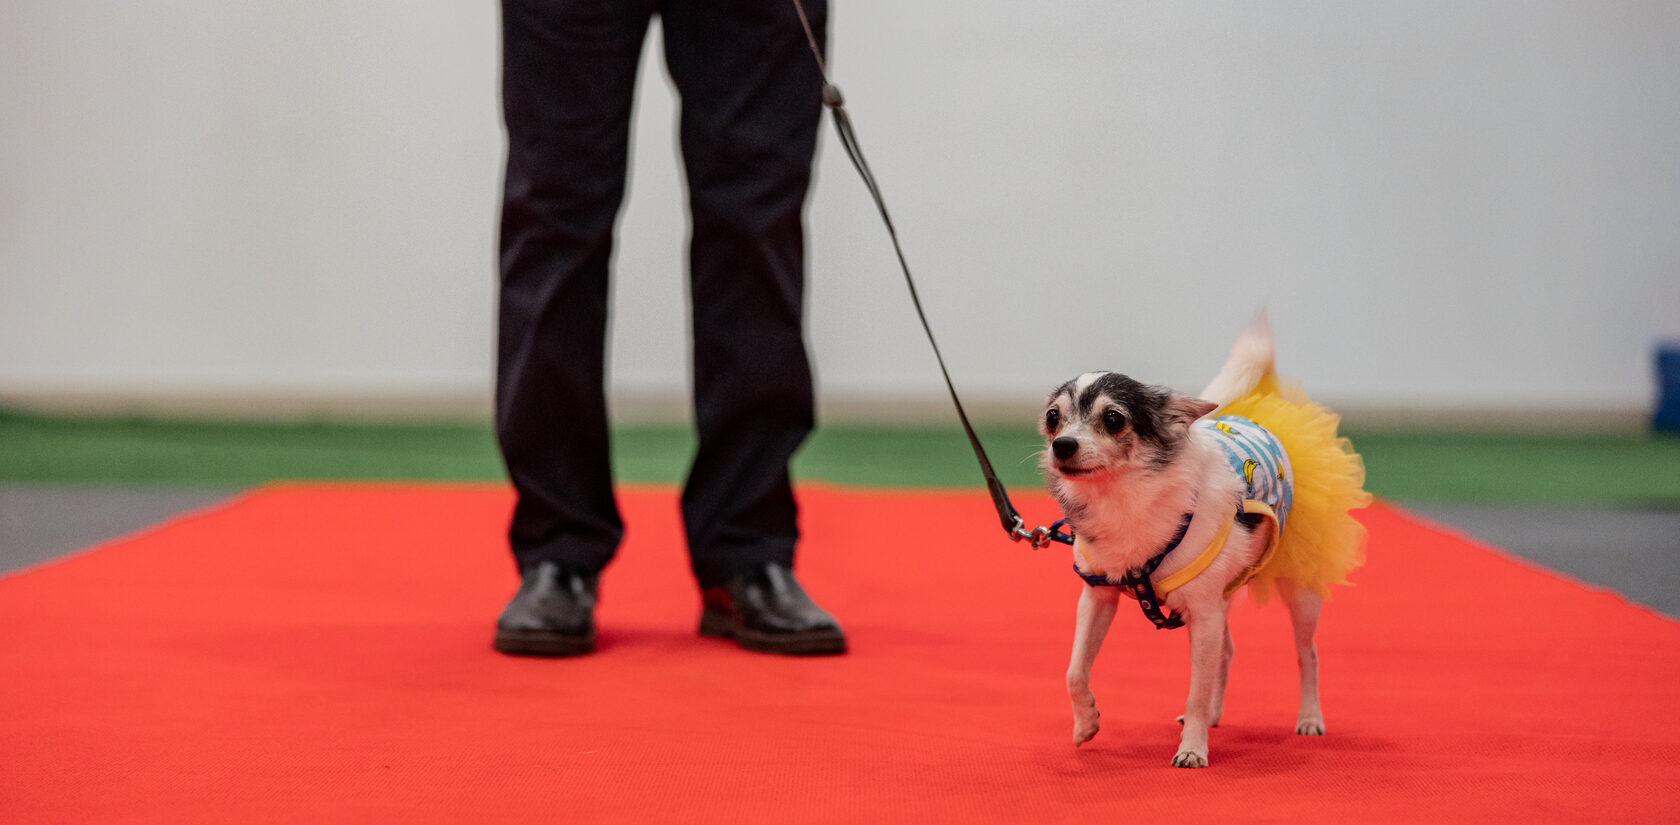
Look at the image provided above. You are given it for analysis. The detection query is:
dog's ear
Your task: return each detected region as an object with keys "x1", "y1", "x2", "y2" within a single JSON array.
[{"x1": 1166, "y1": 394, "x2": 1218, "y2": 426}]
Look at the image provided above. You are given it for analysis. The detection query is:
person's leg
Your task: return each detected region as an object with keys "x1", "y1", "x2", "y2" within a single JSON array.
[
  {"x1": 496, "y1": 0, "x2": 656, "y2": 576},
  {"x1": 659, "y1": 0, "x2": 827, "y2": 587}
]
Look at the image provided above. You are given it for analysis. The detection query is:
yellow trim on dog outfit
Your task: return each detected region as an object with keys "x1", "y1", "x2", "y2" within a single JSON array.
[
  {"x1": 1153, "y1": 500, "x2": 1281, "y2": 597},
  {"x1": 1153, "y1": 513, "x2": 1234, "y2": 594}
]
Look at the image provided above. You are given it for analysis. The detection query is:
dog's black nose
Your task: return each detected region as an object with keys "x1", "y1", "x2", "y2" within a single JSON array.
[{"x1": 1052, "y1": 436, "x2": 1079, "y2": 460}]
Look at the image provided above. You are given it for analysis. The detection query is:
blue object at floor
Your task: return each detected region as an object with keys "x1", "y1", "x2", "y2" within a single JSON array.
[{"x1": 1656, "y1": 342, "x2": 1680, "y2": 432}]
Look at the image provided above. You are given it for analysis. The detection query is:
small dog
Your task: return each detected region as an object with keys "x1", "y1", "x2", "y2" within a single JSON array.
[{"x1": 1042, "y1": 314, "x2": 1369, "y2": 768}]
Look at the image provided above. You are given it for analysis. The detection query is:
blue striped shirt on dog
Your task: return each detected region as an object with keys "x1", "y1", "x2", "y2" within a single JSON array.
[{"x1": 1197, "y1": 414, "x2": 1293, "y2": 534}]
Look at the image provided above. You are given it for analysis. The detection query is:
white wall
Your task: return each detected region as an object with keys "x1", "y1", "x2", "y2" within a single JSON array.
[{"x1": 3, "y1": 1, "x2": 1678, "y2": 424}]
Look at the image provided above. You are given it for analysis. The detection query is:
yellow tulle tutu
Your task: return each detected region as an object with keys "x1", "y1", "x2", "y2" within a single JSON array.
[{"x1": 1217, "y1": 374, "x2": 1372, "y2": 603}]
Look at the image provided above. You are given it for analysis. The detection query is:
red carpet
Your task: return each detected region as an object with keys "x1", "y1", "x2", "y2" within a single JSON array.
[{"x1": 3, "y1": 484, "x2": 1679, "y2": 823}]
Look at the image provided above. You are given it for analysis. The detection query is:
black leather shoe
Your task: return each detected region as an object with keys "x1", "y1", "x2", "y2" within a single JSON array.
[
  {"x1": 699, "y1": 562, "x2": 846, "y2": 655},
  {"x1": 493, "y1": 560, "x2": 598, "y2": 656}
]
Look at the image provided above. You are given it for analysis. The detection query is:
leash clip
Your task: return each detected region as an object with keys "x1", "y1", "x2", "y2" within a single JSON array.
[{"x1": 1010, "y1": 517, "x2": 1074, "y2": 550}]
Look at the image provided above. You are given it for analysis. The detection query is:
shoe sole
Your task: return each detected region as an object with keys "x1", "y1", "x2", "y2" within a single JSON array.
[
  {"x1": 698, "y1": 606, "x2": 847, "y2": 656},
  {"x1": 493, "y1": 628, "x2": 595, "y2": 657}
]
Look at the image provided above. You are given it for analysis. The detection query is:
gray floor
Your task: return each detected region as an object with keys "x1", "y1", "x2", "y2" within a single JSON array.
[
  {"x1": 0, "y1": 485, "x2": 239, "y2": 575},
  {"x1": 2, "y1": 487, "x2": 1677, "y2": 620},
  {"x1": 1404, "y1": 504, "x2": 1680, "y2": 618}
]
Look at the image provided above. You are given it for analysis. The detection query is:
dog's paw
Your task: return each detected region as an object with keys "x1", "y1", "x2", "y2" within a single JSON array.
[
  {"x1": 1072, "y1": 709, "x2": 1100, "y2": 747},
  {"x1": 1295, "y1": 718, "x2": 1325, "y2": 736},
  {"x1": 1171, "y1": 749, "x2": 1209, "y2": 769}
]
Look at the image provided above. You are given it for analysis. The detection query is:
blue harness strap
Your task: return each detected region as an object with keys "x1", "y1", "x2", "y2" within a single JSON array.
[{"x1": 1072, "y1": 513, "x2": 1194, "y2": 630}]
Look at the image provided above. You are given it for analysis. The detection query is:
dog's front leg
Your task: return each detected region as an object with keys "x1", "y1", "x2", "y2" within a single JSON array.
[
  {"x1": 1173, "y1": 603, "x2": 1227, "y2": 768},
  {"x1": 1067, "y1": 584, "x2": 1120, "y2": 747}
]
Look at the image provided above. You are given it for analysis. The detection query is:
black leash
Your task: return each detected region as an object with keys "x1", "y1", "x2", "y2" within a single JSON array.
[{"x1": 790, "y1": 0, "x2": 1065, "y2": 549}]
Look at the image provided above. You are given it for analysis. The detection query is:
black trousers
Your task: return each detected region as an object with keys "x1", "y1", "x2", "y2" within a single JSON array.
[{"x1": 495, "y1": 0, "x2": 827, "y2": 587}]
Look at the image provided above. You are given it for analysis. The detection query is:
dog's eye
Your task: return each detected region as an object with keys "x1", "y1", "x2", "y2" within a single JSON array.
[
  {"x1": 1045, "y1": 408, "x2": 1060, "y2": 432},
  {"x1": 1102, "y1": 409, "x2": 1126, "y2": 433}
]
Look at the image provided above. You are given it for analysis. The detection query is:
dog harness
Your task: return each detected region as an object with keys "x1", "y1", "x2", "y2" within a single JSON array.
[{"x1": 1071, "y1": 415, "x2": 1295, "y2": 629}]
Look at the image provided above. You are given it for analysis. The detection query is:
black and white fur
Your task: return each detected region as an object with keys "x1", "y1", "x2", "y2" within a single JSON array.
[{"x1": 1043, "y1": 315, "x2": 1326, "y2": 768}]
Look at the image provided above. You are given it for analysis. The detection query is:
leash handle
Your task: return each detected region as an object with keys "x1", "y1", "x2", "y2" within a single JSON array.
[{"x1": 789, "y1": 0, "x2": 1047, "y2": 543}]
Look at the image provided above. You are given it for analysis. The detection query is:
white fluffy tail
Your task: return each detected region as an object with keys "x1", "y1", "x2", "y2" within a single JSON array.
[{"x1": 1199, "y1": 311, "x2": 1278, "y2": 410}]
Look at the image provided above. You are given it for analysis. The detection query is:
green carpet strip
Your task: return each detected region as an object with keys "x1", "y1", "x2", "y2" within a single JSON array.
[{"x1": 2, "y1": 409, "x2": 1676, "y2": 506}]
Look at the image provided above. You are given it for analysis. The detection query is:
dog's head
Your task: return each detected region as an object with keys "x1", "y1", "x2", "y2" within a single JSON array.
[{"x1": 1040, "y1": 372, "x2": 1217, "y2": 486}]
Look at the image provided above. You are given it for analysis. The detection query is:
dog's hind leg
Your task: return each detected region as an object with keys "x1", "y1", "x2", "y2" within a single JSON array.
[
  {"x1": 1279, "y1": 579, "x2": 1326, "y2": 735},
  {"x1": 1067, "y1": 584, "x2": 1120, "y2": 747}
]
